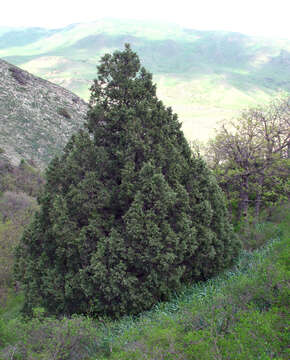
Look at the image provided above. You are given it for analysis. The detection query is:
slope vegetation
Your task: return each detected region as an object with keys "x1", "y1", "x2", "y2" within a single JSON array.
[
  {"x1": 0, "y1": 59, "x2": 88, "y2": 166},
  {"x1": 0, "y1": 205, "x2": 289, "y2": 359}
]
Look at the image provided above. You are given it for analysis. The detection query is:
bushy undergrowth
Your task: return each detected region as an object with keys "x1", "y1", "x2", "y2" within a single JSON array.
[
  {"x1": 236, "y1": 203, "x2": 289, "y2": 251},
  {"x1": 0, "y1": 198, "x2": 37, "y2": 307},
  {"x1": 0, "y1": 206, "x2": 289, "y2": 359},
  {"x1": 0, "y1": 155, "x2": 42, "y2": 307}
]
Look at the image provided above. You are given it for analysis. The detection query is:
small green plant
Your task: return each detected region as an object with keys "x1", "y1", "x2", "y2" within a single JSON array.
[
  {"x1": 1, "y1": 316, "x2": 99, "y2": 360},
  {"x1": 57, "y1": 107, "x2": 71, "y2": 119},
  {"x1": 8, "y1": 67, "x2": 28, "y2": 86},
  {"x1": 239, "y1": 221, "x2": 282, "y2": 250}
]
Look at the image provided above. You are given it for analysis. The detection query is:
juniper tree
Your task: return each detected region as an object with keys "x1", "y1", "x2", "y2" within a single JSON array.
[{"x1": 15, "y1": 44, "x2": 240, "y2": 317}]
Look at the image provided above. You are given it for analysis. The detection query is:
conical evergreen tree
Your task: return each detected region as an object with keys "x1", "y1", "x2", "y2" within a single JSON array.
[{"x1": 15, "y1": 44, "x2": 240, "y2": 317}]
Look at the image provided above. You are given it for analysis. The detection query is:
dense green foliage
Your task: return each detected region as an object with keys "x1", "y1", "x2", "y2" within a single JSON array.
[
  {"x1": 1, "y1": 205, "x2": 289, "y2": 359},
  {"x1": 15, "y1": 45, "x2": 239, "y2": 317}
]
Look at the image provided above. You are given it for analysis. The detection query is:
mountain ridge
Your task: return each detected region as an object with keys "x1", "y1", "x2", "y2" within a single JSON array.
[{"x1": 1, "y1": 19, "x2": 290, "y2": 161}]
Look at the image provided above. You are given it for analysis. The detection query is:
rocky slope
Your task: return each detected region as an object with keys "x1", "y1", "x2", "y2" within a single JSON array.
[{"x1": 0, "y1": 59, "x2": 88, "y2": 166}]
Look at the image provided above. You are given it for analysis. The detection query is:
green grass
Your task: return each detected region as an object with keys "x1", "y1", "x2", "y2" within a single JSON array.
[{"x1": 0, "y1": 205, "x2": 289, "y2": 359}]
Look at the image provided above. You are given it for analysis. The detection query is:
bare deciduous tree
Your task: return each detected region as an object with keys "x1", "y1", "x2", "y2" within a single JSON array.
[{"x1": 206, "y1": 94, "x2": 290, "y2": 220}]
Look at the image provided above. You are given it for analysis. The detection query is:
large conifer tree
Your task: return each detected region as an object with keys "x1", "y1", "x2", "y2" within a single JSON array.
[{"x1": 15, "y1": 45, "x2": 240, "y2": 317}]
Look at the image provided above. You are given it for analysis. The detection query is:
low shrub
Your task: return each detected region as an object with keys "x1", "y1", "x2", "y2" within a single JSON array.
[
  {"x1": 9, "y1": 67, "x2": 28, "y2": 86},
  {"x1": 0, "y1": 191, "x2": 36, "y2": 223},
  {"x1": 237, "y1": 202, "x2": 289, "y2": 251},
  {"x1": 57, "y1": 107, "x2": 71, "y2": 119},
  {"x1": 1, "y1": 315, "x2": 100, "y2": 360},
  {"x1": 239, "y1": 221, "x2": 282, "y2": 250}
]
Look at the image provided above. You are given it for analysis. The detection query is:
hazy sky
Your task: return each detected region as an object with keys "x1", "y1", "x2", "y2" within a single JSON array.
[{"x1": 1, "y1": 0, "x2": 290, "y2": 39}]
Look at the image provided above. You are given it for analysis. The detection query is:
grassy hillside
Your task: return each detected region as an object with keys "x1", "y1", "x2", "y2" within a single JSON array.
[
  {"x1": 0, "y1": 204, "x2": 289, "y2": 359},
  {"x1": 1, "y1": 19, "x2": 290, "y2": 141}
]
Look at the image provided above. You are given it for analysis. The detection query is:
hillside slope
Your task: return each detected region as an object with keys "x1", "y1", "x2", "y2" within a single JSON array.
[
  {"x1": 0, "y1": 59, "x2": 88, "y2": 166},
  {"x1": 1, "y1": 19, "x2": 290, "y2": 140},
  {"x1": 0, "y1": 205, "x2": 289, "y2": 359}
]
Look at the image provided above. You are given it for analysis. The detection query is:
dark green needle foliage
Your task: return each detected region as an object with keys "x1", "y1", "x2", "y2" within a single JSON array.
[{"x1": 15, "y1": 44, "x2": 240, "y2": 317}]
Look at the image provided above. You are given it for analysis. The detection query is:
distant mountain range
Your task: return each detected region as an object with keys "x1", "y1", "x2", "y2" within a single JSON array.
[
  {"x1": 1, "y1": 19, "x2": 290, "y2": 162},
  {"x1": 0, "y1": 59, "x2": 88, "y2": 166}
]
